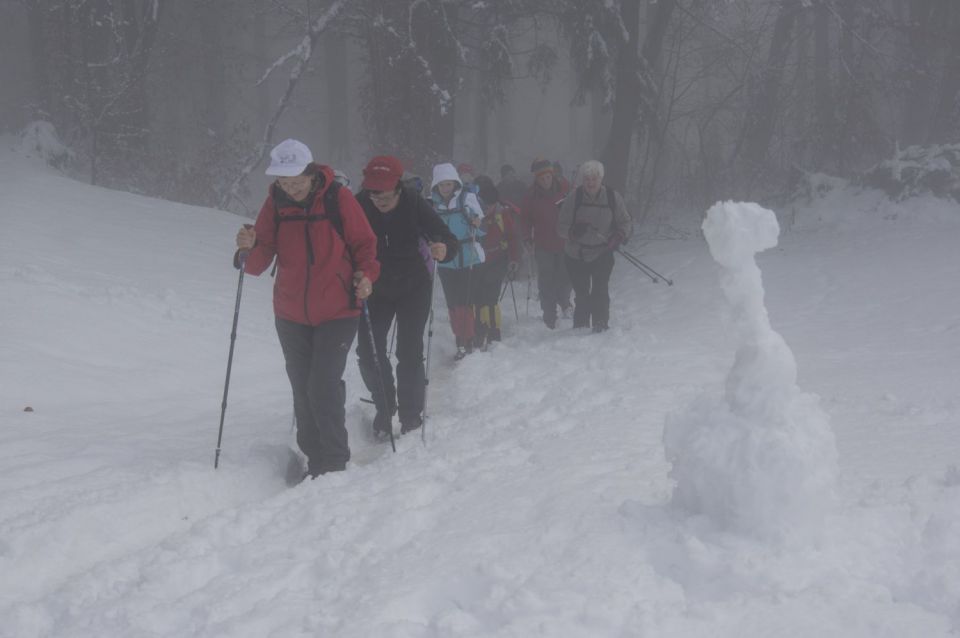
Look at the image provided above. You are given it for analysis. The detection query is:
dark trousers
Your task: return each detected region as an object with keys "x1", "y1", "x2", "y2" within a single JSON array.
[
  {"x1": 566, "y1": 250, "x2": 615, "y2": 329},
  {"x1": 438, "y1": 267, "x2": 477, "y2": 345},
  {"x1": 475, "y1": 257, "x2": 509, "y2": 340},
  {"x1": 535, "y1": 248, "x2": 571, "y2": 321},
  {"x1": 356, "y1": 279, "x2": 432, "y2": 425},
  {"x1": 276, "y1": 316, "x2": 358, "y2": 475}
]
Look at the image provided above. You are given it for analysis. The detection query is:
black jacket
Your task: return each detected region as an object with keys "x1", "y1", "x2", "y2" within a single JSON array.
[{"x1": 358, "y1": 188, "x2": 459, "y2": 297}]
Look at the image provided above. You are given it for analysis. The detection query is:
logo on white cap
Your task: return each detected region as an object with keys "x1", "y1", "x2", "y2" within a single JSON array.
[{"x1": 266, "y1": 139, "x2": 313, "y2": 176}]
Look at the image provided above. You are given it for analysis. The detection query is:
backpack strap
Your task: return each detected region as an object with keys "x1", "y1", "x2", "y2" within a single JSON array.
[
  {"x1": 271, "y1": 181, "x2": 352, "y2": 274},
  {"x1": 571, "y1": 186, "x2": 619, "y2": 257},
  {"x1": 572, "y1": 186, "x2": 618, "y2": 222},
  {"x1": 573, "y1": 186, "x2": 584, "y2": 226}
]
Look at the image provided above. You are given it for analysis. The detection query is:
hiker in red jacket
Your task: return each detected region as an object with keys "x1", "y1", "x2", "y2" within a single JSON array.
[
  {"x1": 519, "y1": 158, "x2": 572, "y2": 329},
  {"x1": 235, "y1": 139, "x2": 380, "y2": 479}
]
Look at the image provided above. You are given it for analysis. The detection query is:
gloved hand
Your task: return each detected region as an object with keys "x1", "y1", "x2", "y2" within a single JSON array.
[
  {"x1": 606, "y1": 230, "x2": 625, "y2": 251},
  {"x1": 570, "y1": 222, "x2": 589, "y2": 239},
  {"x1": 233, "y1": 224, "x2": 255, "y2": 269}
]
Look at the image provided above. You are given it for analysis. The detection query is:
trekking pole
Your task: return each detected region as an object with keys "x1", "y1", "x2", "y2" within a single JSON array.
[
  {"x1": 497, "y1": 272, "x2": 520, "y2": 322},
  {"x1": 616, "y1": 248, "x2": 674, "y2": 286},
  {"x1": 617, "y1": 248, "x2": 660, "y2": 283},
  {"x1": 615, "y1": 248, "x2": 657, "y2": 283},
  {"x1": 524, "y1": 244, "x2": 534, "y2": 317},
  {"x1": 214, "y1": 247, "x2": 249, "y2": 469},
  {"x1": 362, "y1": 300, "x2": 396, "y2": 453},
  {"x1": 422, "y1": 259, "x2": 439, "y2": 445},
  {"x1": 387, "y1": 320, "x2": 398, "y2": 357}
]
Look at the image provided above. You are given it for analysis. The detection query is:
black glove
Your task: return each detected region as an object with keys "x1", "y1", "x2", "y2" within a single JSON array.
[{"x1": 570, "y1": 222, "x2": 589, "y2": 239}]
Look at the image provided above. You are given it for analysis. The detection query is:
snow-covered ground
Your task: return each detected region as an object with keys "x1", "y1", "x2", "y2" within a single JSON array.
[{"x1": 1, "y1": 143, "x2": 959, "y2": 637}]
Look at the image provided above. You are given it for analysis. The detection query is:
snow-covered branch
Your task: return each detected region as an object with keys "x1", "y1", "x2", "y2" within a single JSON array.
[{"x1": 220, "y1": 0, "x2": 349, "y2": 211}]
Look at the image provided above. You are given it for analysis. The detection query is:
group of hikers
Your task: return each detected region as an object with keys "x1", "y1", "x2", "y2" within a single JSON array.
[{"x1": 233, "y1": 138, "x2": 633, "y2": 480}]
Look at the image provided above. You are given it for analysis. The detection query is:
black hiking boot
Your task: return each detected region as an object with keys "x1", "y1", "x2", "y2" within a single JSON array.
[
  {"x1": 373, "y1": 409, "x2": 393, "y2": 439},
  {"x1": 306, "y1": 460, "x2": 346, "y2": 479},
  {"x1": 400, "y1": 415, "x2": 422, "y2": 435},
  {"x1": 285, "y1": 450, "x2": 308, "y2": 487}
]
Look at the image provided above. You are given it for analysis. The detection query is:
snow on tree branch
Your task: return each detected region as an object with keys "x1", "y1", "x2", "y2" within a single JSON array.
[
  {"x1": 257, "y1": 0, "x2": 349, "y2": 86},
  {"x1": 219, "y1": 0, "x2": 348, "y2": 211}
]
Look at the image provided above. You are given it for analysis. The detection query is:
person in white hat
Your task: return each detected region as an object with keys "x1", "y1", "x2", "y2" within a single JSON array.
[{"x1": 234, "y1": 139, "x2": 380, "y2": 480}]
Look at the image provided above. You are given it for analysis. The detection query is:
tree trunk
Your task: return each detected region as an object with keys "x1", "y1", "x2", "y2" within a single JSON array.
[
  {"x1": 200, "y1": 2, "x2": 227, "y2": 141},
  {"x1": 591, "y1": 84, "x2": 609, "y2": 158},
  {"x1": 834, "y1": 0, "x2": 857, "y2": 174},
  {"x1": 600, "y1": 0, "x2": 640, "y2": 194},
  {"x1": 26, "y1": 0, "x2": 51, "y2": 119},
  {"x1": 813, "y1": 0, "x2": 834, "y2": 169},
  {"x1": 929, "y1": 2, "x2": 960, "y2": 143},
  {"x1": 474, "y1": 69, "x2": 490, "y2": 171},
  {"x1": 325, "y1": 32, "x2": 351, "y2": 164},
  {"x1": 900, "y1": 0, "x2": 951, "y2": 145},
  {"x1": 600, "y1": 0, "x2": 676, "y2": 194},
  {"x1": 737, "y1": 0, "x2": 803, "y2": 169}
]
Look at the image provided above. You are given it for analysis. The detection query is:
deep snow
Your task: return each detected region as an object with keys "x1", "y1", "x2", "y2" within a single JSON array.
[{"x1": 1, "y1": 143, "x2": 959, "y2": 637}]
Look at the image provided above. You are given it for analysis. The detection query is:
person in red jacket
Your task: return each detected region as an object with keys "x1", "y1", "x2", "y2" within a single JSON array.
[
  {"x1": 474, "y1": 175, "x2": 521, "y2": 348},
  {"x1": 520, "y1": 157, "x2": 572, "y2": 329},
  {"x1": 235, "y1": 139, "x2": 380, "y2": 479}
]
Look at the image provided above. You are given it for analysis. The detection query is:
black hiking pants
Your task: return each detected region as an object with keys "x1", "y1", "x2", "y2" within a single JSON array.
[
  {"x1": 356, "y1": 278, "x2": 433, "y2": 428},
  {"x1": 566, "y1": 250, "x2": 614, "y2": 329},
  {"x1": 535, "y1": 247, "x2": 571, "y2": 322},
  {"x1": 276, "y1": 316, "x2": 358, "y2": 476}
]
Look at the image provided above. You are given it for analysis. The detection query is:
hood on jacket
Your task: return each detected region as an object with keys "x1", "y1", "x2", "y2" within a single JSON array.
[{"x1": 431, "y1": 162, "x2": 462, "y2": 192}]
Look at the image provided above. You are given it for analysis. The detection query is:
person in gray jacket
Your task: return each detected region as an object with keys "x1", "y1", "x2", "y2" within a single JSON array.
[{"x1": 557, "y1": 160, "x2": 633, "y2": 332}]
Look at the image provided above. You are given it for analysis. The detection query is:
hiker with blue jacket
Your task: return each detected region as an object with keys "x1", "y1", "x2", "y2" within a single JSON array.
[
  {"x1": 557, "y1": 159, "x2": 632, "y2": 333},
  {"x1": 430, "y1": 162, "x2": 486, "y2": 360},
  {"x1": 354, "y1": 155, "x2": 459, "y2": 437}
]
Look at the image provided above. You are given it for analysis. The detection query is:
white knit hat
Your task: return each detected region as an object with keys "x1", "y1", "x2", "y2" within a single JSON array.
[{"x1": 265, "y1": 139, "x2": 313, "y2": 176}]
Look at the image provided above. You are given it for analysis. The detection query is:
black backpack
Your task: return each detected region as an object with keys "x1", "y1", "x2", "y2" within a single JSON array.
[
  {"x1": 273, "y1": 180, "x2": 346, "y2": 246},
  {"x1": 233, "y1": 181, "x2": 350, "y2": 273},
  {"x1": 266, "y1": 180, "x2": 356, "y2": 276}
]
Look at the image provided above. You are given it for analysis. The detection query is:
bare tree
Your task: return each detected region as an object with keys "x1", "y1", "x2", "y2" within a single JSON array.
[
  {"x1": 734, "y1": 0, "x2": 803, "y2": 173},
  {"x1": 218, "y1": 0, "x2": 348, "y2": 210},
  {"x1": 27, "y1": 0, "x2": 164, "y2": 185}
]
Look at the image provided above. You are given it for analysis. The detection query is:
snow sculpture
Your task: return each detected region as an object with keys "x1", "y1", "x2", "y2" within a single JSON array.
[{"x1": 663, "y1": 201, "x2": 838, "y2": 538}]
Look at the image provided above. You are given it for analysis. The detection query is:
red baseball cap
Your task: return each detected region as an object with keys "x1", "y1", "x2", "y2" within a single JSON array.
[{"x1": 362, "y1": 155, "x2": 404, "y2": 191}]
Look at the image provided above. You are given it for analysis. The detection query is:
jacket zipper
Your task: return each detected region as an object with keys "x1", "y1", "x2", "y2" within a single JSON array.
[{"x1": 303, "y1": 213, "x2": 313, "y2": 324}]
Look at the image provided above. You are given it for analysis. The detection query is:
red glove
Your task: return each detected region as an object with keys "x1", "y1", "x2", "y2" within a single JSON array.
[{"x1": 606, "y1": 230, "x2": 625, "y2": 250}]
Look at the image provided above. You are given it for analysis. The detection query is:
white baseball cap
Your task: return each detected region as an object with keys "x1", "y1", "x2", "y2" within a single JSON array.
[{"x1": 265, "y1": 139, "x2": 313, "y2": 176}]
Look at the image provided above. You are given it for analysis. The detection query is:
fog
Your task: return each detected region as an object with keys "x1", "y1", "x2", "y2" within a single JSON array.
[{"x1": 3, "y1": 1, "x2": 959, "y2": 223}]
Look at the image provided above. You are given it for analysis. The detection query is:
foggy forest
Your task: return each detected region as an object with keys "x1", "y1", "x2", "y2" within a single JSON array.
[
  {"x1": 5, "y1": 3, "x2": 960, "y2": 635},
  {"x1": 3, "y1": 0, "x2": 960, "y2": 224}
]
